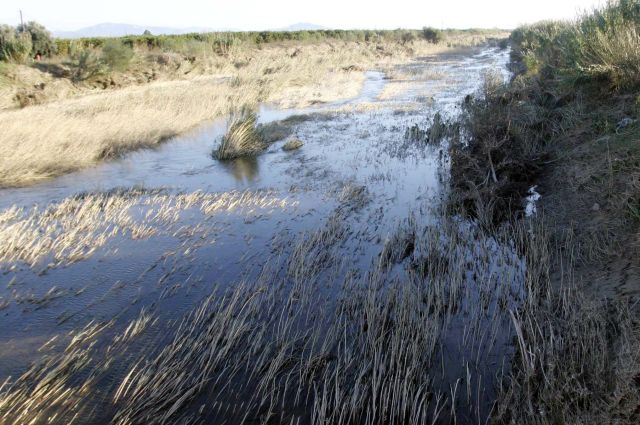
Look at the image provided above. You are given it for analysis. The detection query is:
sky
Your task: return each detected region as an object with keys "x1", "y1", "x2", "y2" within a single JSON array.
[{"x1": 1, "y1": 0, "x2": 605, "y2": 31}]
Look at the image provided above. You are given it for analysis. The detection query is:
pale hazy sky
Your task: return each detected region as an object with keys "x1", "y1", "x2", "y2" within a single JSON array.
[{"x1": 2, "y1": 0, "x2": 604, "y2": 31}]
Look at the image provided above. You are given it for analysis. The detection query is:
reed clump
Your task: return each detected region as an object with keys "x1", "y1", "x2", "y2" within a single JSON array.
[{"x1": 213, "y1": 108, "x2": 264, "y2": 160}]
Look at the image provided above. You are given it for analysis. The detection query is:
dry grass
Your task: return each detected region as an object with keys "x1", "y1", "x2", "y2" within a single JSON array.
[
  {"x1": 449, "y1": 72, "x2": 547, "y2": 226},
  {"x1": 0, "y1": 77, "x2": 255, "y2": 186},
  {"x1": 0, "y1": 188, "x2": 297, "y2": 269},
  {"x1": 0, "y1": 34, "x2": 506, "y2": 187},
  {"x1": 377, "y1": 81, "x2": 413, "y2": 100},
  {"x1": 213, "y1": 108, "x2": 264, "y2": 160}
]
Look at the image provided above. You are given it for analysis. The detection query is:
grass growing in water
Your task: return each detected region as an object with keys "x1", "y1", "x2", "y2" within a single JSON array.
[
  {"x1": 0, "y1": 188, "x2": 297, "y2": 269},
  {"x1": 0, "y1": 208, "x2": 529, "y2": 424},
  {"x1": 213, "y1": 108, "x2": 265, "y2": 160}
]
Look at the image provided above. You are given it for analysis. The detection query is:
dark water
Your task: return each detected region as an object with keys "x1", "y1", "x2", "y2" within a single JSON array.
[{"x1": 0, "y1": 47, "x2": 517, "y2": 424}]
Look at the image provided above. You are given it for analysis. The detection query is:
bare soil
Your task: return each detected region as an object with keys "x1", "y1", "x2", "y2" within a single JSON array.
[{"x1": 538, "y1": 123, "x2": 640, "y2": 300}]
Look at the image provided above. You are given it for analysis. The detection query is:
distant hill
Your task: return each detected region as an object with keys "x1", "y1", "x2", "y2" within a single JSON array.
[
  {"x1": 53, "y1": 22, "x2": 328, "y2": 39},
  {"x1": 52, "y1": 23, "x2": 222, "y2": 39},
  {"x1": 277, "y1": 23, "x2": 327, "y2": 31}
]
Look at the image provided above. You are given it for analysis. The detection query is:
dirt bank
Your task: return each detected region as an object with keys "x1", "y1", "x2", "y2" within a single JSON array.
[{"x1": 448, "y1": 8, "x2": 640, "y2": 421}]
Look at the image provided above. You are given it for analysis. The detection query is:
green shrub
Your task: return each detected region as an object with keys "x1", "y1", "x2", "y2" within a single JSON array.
[
  {"x1": 0, "y1": 25, "x2": 12, "y2": 40},
  {"x1": 0, "y1": 24, "x2": 15, "y2": 61},
  {"x1": 0, "y1": 27, "x2": 32, "y2": 63},
  {"x1": 161, "y1": 38, "x2": 209, "y2": 58},
  {"x1": 512, "y1": 0, "x2": 640, "y2": 90},
  {"x1": 422, "y1": 27, "x2": 442, "y2": 44},
  {"x1": 52, "y1": 28, "x2": 475, "y2": 57},
  {"x1": 17, "y1": 21, "x2": 56, "y2": 57},
  {"x1": 401, "y1": 31, "x2": 416, "y2": 45},
  {"x1": 73, "y1": 50, "x2": 104, "y2": 81},
  {"x1": 101, "y1": 40, "x2": 134, "y2": 71}
]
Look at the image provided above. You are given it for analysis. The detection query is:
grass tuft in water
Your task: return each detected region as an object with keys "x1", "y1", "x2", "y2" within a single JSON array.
[{"x1": 212, "y1": 107, "x2": 265, "y2": 160}]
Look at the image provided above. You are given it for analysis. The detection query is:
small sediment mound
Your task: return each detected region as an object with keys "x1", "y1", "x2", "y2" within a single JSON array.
[{"x1": 282, "y1": 138, "x2": 304, "y2": 151}]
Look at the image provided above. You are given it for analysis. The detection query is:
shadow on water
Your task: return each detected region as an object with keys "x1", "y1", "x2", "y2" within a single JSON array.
[{"x1": 0, "y1": 47, "x2": 516, "y2": 424}]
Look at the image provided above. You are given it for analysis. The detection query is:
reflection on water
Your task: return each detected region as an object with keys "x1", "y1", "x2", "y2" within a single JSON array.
[{"x1": 224, "y1": 156, "x2": 260, "y2": 183}]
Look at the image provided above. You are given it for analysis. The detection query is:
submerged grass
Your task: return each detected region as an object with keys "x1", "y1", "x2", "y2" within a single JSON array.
[
  {"x1": 108, "y1": 213, "x2": 528, "y2": 424},
  {"x1": 0, "y1": 188, "x2": 297, "y2": 269},
  {"x1": 0, "y1": 207, "x2": 530, "y2": 424},
  {"x1": 0, "y1": 321, "x2": 114, "y2": 424}
]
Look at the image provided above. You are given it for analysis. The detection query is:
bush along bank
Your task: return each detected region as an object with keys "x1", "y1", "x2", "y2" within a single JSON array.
[{"x1": 450, "y1": 0, "x2": 640, "y2": 231}]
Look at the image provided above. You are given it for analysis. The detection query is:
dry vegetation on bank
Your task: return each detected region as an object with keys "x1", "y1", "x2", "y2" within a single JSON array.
[
  {"x1": 450, "y1": 0, "x2": 640, "y2": 266},
  {"x1": 449, "y1": 1, "x2": 640, "y2": 423},
  {"x1": 0, "y1": 29, "x2": 507, "y2": 187}
]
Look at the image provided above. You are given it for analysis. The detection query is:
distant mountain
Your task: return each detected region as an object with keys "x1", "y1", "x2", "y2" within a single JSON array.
[
  {"x1": 277, "y1": 23, "x2": 327, "y2": 31},
  {"x1": 52, "y1": 23, "x2": 221, "y2": 39},
  {"x1": 53, "y1": 22, "x2": 328, "y2": 39}
]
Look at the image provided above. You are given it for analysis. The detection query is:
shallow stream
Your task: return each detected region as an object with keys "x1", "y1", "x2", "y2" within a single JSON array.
[{"x1": 0, "y1": 46, "x2": 521, "y2": 424}]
